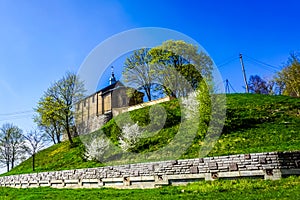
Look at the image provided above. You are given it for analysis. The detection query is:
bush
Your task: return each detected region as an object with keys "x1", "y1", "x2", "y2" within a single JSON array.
[
  {"x1": 119, "y1": 123, "x2": 142, "y2": 151},
  {"x1": 84, "y1": 136, "x2": 109, "y2": 162}
]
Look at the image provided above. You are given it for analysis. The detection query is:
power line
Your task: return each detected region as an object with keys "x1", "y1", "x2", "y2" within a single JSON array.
[
  {"x1": 0, "y1": 114, "x2": 34, "y2": 122},
  {"x1": 0, "y1": 110, "x2": 34, "y2": 117},
  {"x1": 243, "y1": 54, "x2": 281, "y2": 71},
  {"x1": 0, "y1": 110, "x2": 34, "y2": 123},
  {"x1": 245, "y1": 59, "x2": 277, "y2": 73},
  {"x1": 215, "y1": 54, "x2": 281, "y2": 74},
  {"x1": 216, "y1": 56, "x2": 239, "y2": 68}
]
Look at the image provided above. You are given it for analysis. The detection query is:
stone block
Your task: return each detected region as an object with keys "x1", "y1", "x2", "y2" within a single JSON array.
[
  {"x1": 246, "y1": 166, "x2": 259, "y2": 170},
  {"x1": 244, "y1": 154, "x2": 251, "y2": 160},
  {"x1": 295, "y1": 160, "x2": 300, "y2": 168},
  {"x1": 154, "y1": 175, "x2": 169, "y2": 185},
  {"x1": 229, "y1": 163, "x2": 238, "y2": 171},
  {"x1": 264, "y1": 169, "x2": 282, "y2": 180},
  {"x1": 239, "y1": 170, "x2": 264, "y2": 176},
  {"x1": 208, "y1": 162, "x2": 218, "y2": 170},
  {"x1": 123, "y1": 177, "x2": 130, "y2": 186},
  {"x1": 133, "y1": 171, "x2": 139, "y2": 176},
  {"x1": 190, "y1": 166, "x2": 198, "y2": 174},
  {"x1": 259, "y1": 157, "x2": 267, "y2": 164},
  {"x1": 211, "y1": 172, "x2": 218, "y2": 180}
]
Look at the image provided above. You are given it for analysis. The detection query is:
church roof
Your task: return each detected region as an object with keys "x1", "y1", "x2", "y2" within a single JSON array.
[
  {"x1": 75, "y1": 67, "x2": 143, "y2": 104},
  {"x1": 100, "y1": 81, "x2": 124, "y2": 94}
]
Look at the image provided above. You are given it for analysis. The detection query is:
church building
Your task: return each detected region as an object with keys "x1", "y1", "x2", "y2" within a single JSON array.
[{"x1": 75, "y1": 67, "x2": 144, "y2": 135}]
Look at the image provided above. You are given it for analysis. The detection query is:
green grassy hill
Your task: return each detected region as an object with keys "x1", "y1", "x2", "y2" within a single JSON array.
[{"x1": 3, "y1": 94, "x2": 300, "y2": 176}]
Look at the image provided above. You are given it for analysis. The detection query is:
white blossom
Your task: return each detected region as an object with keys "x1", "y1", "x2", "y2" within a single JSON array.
[
  {"x1": 119, "y1": 123, "x2": 142, "y2": 151},
  {"x1": 181, "y1": 90, "x2": 200, "y2": 119},
  {"x1": 84, "y1": 136, "x2": 109, "y2": 162}
]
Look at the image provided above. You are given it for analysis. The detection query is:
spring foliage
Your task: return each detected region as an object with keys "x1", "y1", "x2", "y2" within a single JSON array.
[
  {"x1": 119, "y1": 123, "x2": 142, "y2": 151},
  {"x1": 84, "y1": 136, "x2": 109, "y2": 162},
  {"x1": 275, "y1": 53, "x2": 300, "y2": 97}
]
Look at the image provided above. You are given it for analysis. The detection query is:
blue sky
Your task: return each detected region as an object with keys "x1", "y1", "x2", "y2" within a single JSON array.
[{"x1": 0, "y1": 0, "x2": 300, "y2": 133}]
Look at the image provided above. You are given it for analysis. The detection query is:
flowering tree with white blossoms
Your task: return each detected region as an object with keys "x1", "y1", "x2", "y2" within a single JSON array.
[
  {"x1": 119, "y1": 123, "x2": 142, "y2": 151},
  {"x1": 181, "y1": 90, "x2": 200, "y2": 119},
  {"x1": 84, "y1": 136, "x2": 109, "y2": 162}
]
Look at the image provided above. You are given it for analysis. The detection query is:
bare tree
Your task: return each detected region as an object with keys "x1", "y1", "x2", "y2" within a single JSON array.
[
  {"x1": 36, "y1": 120, "x2": 61, "y2": 144},
  {"x1": 122, "y1": 48, "x2": 156, "y2": 101},
  {"x1": 248, "y1": 75, "x2": 269, "y2": 94},
  {"x1": 0, "y1": 123, "x2": 25, "y2": 172},
  {"x1": 23, "y1": 130, "x2": 46, "y2": 171}
]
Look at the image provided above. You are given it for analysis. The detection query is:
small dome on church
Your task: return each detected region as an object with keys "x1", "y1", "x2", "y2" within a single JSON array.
[{"x1": 109, "y1": 66, "x2": 117, "y2": 85}]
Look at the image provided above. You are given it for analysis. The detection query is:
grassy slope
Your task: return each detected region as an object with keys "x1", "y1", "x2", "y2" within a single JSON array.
[
  {"x1": 188, "y1": 93, "x2": 300, "y2": 158},
  {"x1": 3, "y1": 138, "x2": 104, "y2": 176},
  {"x1": 3, "y1": 94, "x2": 300, "y2": 176},
  {"x1": 0, "y1": 176, "x2": 299, "y2": 199}
]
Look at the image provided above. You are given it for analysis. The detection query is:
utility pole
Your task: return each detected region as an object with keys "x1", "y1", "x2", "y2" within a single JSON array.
[{"x1": 239, "y1": 53, "x2": 249, "y2": 93}]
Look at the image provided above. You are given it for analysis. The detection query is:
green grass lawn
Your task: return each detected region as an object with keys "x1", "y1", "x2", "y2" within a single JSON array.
[
  {"x1": 3, "y1": 94, "x2": 300, "y2": 176},
  {"x1": 0, "y1": 176, "x2": 299, "y2": 200},
  {"x1": 188, "y1": 94, "x2": 300, "y2": 158}
]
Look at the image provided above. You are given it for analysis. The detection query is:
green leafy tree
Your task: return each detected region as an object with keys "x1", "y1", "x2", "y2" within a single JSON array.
[
  {"x1": 36, "y1": 72, "x2": 85, "y2": 145},
  {"x1": 35, "y1": 96, "x2": 64, "y2": 144},
  {"x1": 0, "y1": 123, "x2": 25, "y2": 172},
  {"x1": 275, "y1": 53, "x2": 300, "y2": 97},
  {"x1": 149, "y1": 40, "x2": 213, "y2": 98},
  {"x1": 122, "y1": 41, "x2": 213, "y2": 100}
]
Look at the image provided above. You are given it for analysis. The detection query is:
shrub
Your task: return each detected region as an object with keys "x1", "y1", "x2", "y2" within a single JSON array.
[
  {"x1": 84, "y1": 136, "x2": 109, "y2": 162},
  {"x1": 119, "y1": 123, "x2": 142, "y2": 151}
]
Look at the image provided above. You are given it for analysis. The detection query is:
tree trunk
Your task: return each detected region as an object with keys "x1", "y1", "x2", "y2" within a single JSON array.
[
  {"x1": 6, "y1": 161, "x2": 9, "y2": 172},
  {"x1": 6, "y1": 152, "x2": 10, "y2": 172},
  {"x1": 11, "y1": 153, "x2": 14, "y2": 170},
  {"x1": 52, "y1": 136, "x2": 57, "y2": 144},
  {"x1": 54, "y1": 124, "x2": 61, "y2": 143},
  {"x1": 145, "y1": 86, "x2": 151, "y2": 101},
  {"x1": 56, "y1": 133, "x2": 61, "y2": 143},
  {"x1": 66, "y1": 128, "x2": 73, "y2": 144},
  {"x1": 65, "y1": 117, "x2": 73, "y2": 144},
  {"x1": 32, "y1": 153, "x2": 35, "y2": 171}
]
